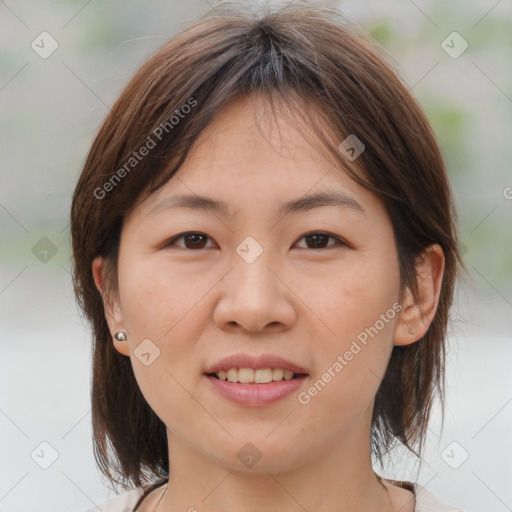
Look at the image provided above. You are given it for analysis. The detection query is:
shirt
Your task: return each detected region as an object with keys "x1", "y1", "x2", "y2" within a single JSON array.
[{"x1": 86, "y1": 478, "x2": 464, "y2": 512}]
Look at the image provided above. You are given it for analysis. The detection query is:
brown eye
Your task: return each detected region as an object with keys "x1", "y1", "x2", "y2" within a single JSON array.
[
  {"x1": 295, "y1": 232, "x2": 346, "y2": 250},
  {"x1": 164, "y1": 231, "x2": 346, "y2": 251},
  {"x1": 166, "y1": 232, "x2": 214, "y2": 250}
]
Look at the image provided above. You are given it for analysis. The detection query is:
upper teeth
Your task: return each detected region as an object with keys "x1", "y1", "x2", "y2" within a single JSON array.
[{"x1": 215, "y1": 368, "x2": 295, "y2": 383}]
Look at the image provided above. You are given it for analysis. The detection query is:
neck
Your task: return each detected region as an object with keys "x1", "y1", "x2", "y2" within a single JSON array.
[{"x1": 157, "y1": 413, "x2": 394, "y2": 512}]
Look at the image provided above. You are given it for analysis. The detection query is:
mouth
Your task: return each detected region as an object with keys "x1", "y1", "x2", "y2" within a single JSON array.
[
  {"x1": 203, "y1": 354, "x2": 309, "y2": 405},
  {"x1": 203, "y1": 370, "x2": 309, "y2": 406},
  {"x1": 206, "y1": 368, "x2": 309, "y2": 384}
]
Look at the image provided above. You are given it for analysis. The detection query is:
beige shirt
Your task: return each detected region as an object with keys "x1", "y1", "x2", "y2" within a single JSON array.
[{"x1": 86, "y1": 479, "x2": 464, "y2": 512}]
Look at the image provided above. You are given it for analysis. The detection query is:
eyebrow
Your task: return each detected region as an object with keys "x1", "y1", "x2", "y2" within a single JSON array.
[{"x1": 148, "y1": 190, "x2": 365, "y2": 217}]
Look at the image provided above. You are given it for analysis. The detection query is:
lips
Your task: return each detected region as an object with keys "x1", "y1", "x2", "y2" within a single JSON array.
[
  {"x1": 203, "y1": 353, "x2": 309, "y2": 406},
  {"x1": 203, "y1": 353, "x2": 309, "y2": 375}
]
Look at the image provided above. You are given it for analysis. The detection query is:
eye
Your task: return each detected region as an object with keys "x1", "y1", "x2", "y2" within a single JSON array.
[
  {"x1": 165, "y1": 232, "x2": 215, "y2": 250},
  {"x1": 163, "y1": 231, "x2": 347, "y2": 251},
  {"x1": 294, "y1": 231, "x2": 347, "y2": 250}
]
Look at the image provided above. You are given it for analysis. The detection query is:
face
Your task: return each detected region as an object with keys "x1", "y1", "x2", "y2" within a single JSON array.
[{"x1": 98, "y1": 95, "x2": 410, "y2": 473}]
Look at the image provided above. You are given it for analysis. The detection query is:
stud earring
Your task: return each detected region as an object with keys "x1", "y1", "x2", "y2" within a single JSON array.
[
  {"x1": 115, "y1": 332, "x2": 127, "y2": 341},
  {"x1": 408, "y1": 329, "x2": 414, "y2": 335}
]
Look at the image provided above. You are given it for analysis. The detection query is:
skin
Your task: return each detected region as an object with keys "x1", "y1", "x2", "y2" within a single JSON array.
[{"x1": 93, "y1": 94, "x2": 445, "y2": 512}]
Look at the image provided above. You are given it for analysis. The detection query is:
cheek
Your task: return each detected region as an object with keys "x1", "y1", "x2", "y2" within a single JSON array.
[
  {"x1": 116, "y1": 255, "x2": 209, "y2": 418},
  {"x1": 311, "y1": 251, "x2": 400, "y2": 342},
  {"x1": 118, "y1": 254, "x2": 208, "y2": 342},
  {"x1": 116, "y1": 253, "x2": 216, "y2": 406},
  {"x1": 300, "y1": 255, "x2": 400, "y2": 414}
]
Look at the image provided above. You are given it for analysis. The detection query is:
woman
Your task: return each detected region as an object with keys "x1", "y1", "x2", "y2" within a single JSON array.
[{"x1": 71, "y1": 2, "x2": 466, "y2": 511}]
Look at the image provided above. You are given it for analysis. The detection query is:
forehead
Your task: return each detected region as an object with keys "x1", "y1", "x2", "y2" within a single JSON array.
[
  {"x1": 191, "y1": 94, "x2": 330, "y2": 167},
  {"x1": 131, "y1": 94, "x2": 385, "y2": 222}
]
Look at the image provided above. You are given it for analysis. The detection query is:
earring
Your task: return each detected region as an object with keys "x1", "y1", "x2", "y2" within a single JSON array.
[
  {"x1": 115, "y1": 332, "x2": 127, "y2": 341},
  {"x1": 408, "y1": 329, "x2": 414, "y2": 335}
]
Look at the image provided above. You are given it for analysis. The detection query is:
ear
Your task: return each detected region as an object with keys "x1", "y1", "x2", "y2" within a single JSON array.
[
  {"x1": 92, "y1": 257, "x2": 130, "y2": 356},
  {"x1": 394, "y1": 244, "x2": 445, "y2": 346}
]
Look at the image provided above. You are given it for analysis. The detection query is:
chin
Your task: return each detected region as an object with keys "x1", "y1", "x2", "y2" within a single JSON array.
[{"x1": 205, "y1": 439, "x2": 307, "y2": 475}]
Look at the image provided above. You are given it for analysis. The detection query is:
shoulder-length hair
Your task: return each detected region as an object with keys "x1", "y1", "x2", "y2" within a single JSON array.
[{"x1": 71, "y1": 1, "x2": 464, "y2": 490}]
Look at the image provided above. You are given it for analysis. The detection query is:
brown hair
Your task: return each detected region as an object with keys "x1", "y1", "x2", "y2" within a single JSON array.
[{"x1": 70, "y1": 1, "x2": 465, "y2": 490}]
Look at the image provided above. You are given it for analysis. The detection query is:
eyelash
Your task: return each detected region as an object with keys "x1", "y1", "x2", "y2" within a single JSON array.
[{"x1": 163, "y1": 231, "x2": 348, "y2": 251}]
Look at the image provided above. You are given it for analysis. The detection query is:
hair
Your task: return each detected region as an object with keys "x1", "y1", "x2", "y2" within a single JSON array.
[{"x1": 70, "y1": 0, "x2": 465, "y2": 490}]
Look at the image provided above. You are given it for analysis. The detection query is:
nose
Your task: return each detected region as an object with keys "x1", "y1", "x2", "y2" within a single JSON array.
[{"x1": 212, "y1": 250, "x2": 297, "y2": 333}]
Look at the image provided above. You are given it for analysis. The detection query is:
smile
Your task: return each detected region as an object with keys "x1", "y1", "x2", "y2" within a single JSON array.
[
  {"x1": 204, "y1": 372, "x2": 309, "y2": 406},
  {"x1": 209, "y1": 367, "x2": 306, "y2": 383}
]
